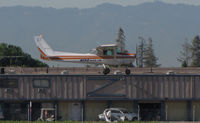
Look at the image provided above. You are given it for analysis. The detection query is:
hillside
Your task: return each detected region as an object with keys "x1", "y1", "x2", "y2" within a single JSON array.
[{"x1": 0, "y1": 2, "x2": 199, "y2": 67}]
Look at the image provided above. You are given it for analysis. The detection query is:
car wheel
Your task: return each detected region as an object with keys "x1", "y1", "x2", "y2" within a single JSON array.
[{"x1": 132, "y1": 117, "x2": 137, "y2": 121}]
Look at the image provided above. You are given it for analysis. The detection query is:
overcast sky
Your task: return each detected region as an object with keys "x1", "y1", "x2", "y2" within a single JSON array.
[{"x1": 0, "y1": 0, "x2": 200, "y2": 9}]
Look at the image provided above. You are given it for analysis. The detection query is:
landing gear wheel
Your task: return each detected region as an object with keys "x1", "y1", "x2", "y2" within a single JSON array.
[
  {"x1": 103, "y1": 68, "x2": 110, "y2": 75},
  {"x1": 125, "y1": 69, "x2": 131, "y2": 75}
]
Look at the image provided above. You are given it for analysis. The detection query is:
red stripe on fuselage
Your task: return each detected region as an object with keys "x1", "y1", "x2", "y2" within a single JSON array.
[
  {"x1": 37, "y1": 47, "x2": 136, "y2": 60},
  {"x1": 38, "y1": 47, "x2": 47, "y2": 57}
]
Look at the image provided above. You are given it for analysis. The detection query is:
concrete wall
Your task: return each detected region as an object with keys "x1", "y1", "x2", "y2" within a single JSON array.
[
  {"x1": 166, "y1": 101, "x2": 187, "y2": 121},
  {"x1": 58, "y1": 101, "x2": 82, "y2": 121},
  {"x1": 47, "y1": 100, "x2": 200, "y2": 121},
  {"x1": 58, "y1": 102, "x2": 70, "y2": 121},
  {"x1": 85, "y1": 101, "x2": 107, "y2": 121},
  {"x1": 85, "y1": 100, "x2": 135, "y2": 121},
  {"x1": 2, "y1": 100, "x2": 198, "y2": 121},
  {"x1": 112, "y1": 101, "x2": 134, "y2": 112}
]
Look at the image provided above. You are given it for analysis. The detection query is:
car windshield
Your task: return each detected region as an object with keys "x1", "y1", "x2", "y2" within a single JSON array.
[
  {"x1": 111, "y1": 110, "x2": 120, "y2": 113},
  {"x1": 120, "y1": 109, "x2": 130, "y2": 113}
]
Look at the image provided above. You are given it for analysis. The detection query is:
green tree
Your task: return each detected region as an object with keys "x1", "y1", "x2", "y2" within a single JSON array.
[
  {"x1": 0, "y1": 43, "x2": 48, "y2": 67},
  {"x1": 116, "y1": 27, "x2": 126, "y2": 53},
  {"x1": 136, "y1": 36, "x2": 146, "y2": 68},
  {"x1": 177, "y1": 39, "x2": 192, "y2": 67},
  {"x1": 190, "y1": 35, "x2": 200, "y2": 67},
  {"x1": 143, "y1": 37, "x2": 160, "y2": 67}
]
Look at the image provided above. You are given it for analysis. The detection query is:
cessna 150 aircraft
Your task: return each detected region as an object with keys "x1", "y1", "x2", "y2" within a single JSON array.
[{"x1": 34, "y1": 35, "x2": 136, "y2": 75}]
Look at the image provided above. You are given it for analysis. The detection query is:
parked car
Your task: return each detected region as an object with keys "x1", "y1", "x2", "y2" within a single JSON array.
[
  {"x1": 98, "y1": 108, "x2": 139, "y2": 122},
  {"x1": 38, "y1": 108, "x2": 55, "y2": 121}
]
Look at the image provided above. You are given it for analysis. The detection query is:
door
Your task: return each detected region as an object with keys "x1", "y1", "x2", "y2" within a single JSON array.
[
  {"x1": 139, "y1": 103, "x2": 161, "y2": 121},
  {"x1": 71, "y1": 103, "x2": 81, "y2": 121}
]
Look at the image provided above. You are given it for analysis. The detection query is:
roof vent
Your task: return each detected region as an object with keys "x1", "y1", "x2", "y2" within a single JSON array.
[
  {"x1": 114, "y1": 70, "x2": 122, "y2": 75},
  {"x1": 166, "y1": 70, "x2": 174, "y2": 75},
  {"x1": 61, "y1": 70, "x2": 69, "y2": 75},
  {"x1": 8, "y1": 69, "x2": 15, "y2": 74}
]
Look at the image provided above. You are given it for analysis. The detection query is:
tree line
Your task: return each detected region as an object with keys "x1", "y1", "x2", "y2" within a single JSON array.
[
  {"x1": 0, "y1": 43, "x2": 48, "y2": 67},
  {"x1": 1, "y1": 28, "x2": 199, "y2": 68},
  {"x1": 116, "y1": 27, "x2": 200, "y2": 68},
  {"x1": 178, "y1": 35, "x2": 200, "y2": 67},
  {"x1": 116, "y1": 27, "x2": 160, "y2": 68}
]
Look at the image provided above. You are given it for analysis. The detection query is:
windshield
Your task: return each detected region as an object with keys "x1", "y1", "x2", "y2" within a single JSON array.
[
  {"x1": 120, "y1": 109, "x2": 130, "y2": 113},
  {"x1": 103, "y1": 49, "x2": 114, "y2": 56},
  {"x1": 89, "y1": 49, "x2": 97, "y2": 54}
]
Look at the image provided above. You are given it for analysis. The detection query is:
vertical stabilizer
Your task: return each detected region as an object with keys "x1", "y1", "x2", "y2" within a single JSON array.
[{"x1": 34, "y1": 35, "x2": 54, "y2": 56}]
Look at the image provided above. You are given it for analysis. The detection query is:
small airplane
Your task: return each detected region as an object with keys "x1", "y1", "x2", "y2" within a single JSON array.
[{"x1": 34, "y1": 35, "x2": 136, "y2": 75}]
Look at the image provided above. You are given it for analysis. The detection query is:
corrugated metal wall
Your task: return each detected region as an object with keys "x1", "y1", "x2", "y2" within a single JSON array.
[
  {"x1": 128, "y1": 75, "x2": 199, "y2": 99},
  {"x1": 0, "y1": 75, "x2": 85, "y2": 100},
  {"x1": 0, "y1": 75, "x2": 200, "y2": 100}
]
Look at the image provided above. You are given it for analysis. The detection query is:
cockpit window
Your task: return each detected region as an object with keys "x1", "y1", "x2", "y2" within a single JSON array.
[
  {"x1": 117, "y1": 48, "x2": 121, "y2": 53},
  {"x1": 103, "y1": 49, "x2": 114, "y2": 56}
]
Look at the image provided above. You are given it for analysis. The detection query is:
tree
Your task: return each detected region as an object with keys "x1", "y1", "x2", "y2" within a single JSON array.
[
  {"x1": 177, "y1": 39, "x2": 192, "y2": 67},
  {"x1": 136, "y1": 36, "x2": 146, "y2": 68},
  {"x1": 116, "y1": 27, "x2": 126, "y2": 53},
  {"x1": 143, "y1": 37, "x2": 160, "y2": 67},
  {"x1": 190, "y1": 35, "x2": 200, "y2": 67},
  {"x1": 0, "y1": 43, "x2": 48, "y2": 67}
]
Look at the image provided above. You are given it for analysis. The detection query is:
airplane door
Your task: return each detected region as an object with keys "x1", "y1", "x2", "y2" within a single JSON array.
[
  {"x1": 71, "y1": 103, "x2": 81, "y2": 121},
  {"x1": 114, "y1": 48, "x2": 116, "y2": 59}
]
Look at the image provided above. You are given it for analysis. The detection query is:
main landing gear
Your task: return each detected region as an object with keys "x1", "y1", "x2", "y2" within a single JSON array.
[
  {"x1": 103, "y1": 64, "x2": 110, "y2": 75},
  {"x1": 102, "y1": 64, "x2": 131, "y2": 75},
  {"x1": 103, "y1": 67, "x2": 110, "y2": 75},
  {"x1": 125, "y1": 68, "x2": 131, "y2": 75}
]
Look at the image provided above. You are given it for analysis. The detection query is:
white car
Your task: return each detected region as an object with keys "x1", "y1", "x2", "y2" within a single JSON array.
[{"x1": 98, "y1": 108, "x2": 139, "y2": 122}]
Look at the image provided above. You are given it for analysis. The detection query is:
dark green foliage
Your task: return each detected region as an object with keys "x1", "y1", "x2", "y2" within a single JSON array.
[
  {"x1": 116, "y1": 27, "x2": 126, "y2": 53},
  {"x1": 181, "y1": 60, "x2": 188, "y2": 67},
  {"x1": 0, "y1": 43, "x2": 48, "y2": 67},
  {"x1": 136, "y1": 37, "x2": 146, "y2": 68},
  {"x1": 136, "y1": 37, "x2": 160, "y2": 68},
  {"x1": 190, "y1": 35, "x2": 200, "y2": 67},
  {"x1": 177, "y1": 39, "x2": 192, "y2": 67},
  {"x1": 143, "y1": 38, "x2": 160, "y2": 67}
]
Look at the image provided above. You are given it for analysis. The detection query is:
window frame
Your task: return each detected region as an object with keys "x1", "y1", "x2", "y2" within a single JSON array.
[
  {"x1": 0, "y1": 78, "x2": 18, "y2": 88},
  {"x1": 33, "y1": 78, "x2": 51, "y2": 88}
]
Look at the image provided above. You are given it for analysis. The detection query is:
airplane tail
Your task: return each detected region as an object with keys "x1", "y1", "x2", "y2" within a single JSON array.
[{"x1": 34, "y1": 35, "x2": 54, "y2": 60}]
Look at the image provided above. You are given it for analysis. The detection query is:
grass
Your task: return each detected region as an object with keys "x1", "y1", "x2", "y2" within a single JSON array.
[{"x1": 0, "y1": 121, "x2": 162, "y2": 123}]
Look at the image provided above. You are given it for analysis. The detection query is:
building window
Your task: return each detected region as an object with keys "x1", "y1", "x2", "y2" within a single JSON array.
[
  {"x1": 33, "y1": 79, "x2": 50, "y2": 88},
  {"x1": 0, "y1": 79, "x2": 18, "y2": 88}
]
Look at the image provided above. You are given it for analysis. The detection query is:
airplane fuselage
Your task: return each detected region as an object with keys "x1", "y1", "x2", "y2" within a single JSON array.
[
  {"x1": 40, "y1": 48, "x2": 135, "y2": 65},
  {"x1": 35, "y1": 35, "x2": 136, "y2": 66}
]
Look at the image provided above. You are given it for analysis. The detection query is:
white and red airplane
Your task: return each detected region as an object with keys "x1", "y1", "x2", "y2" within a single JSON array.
[{"x1": 34, "y1": 35, "x2": 136, "y2": 74}]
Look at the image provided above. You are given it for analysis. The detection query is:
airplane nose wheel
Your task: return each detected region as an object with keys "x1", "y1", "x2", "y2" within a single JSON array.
[
  {"x1": 125, "y1": 69, "x2": 131, "y2": 75},
  {"x1": 103, "y1": 68, "x2": 110, "y2": 75}
]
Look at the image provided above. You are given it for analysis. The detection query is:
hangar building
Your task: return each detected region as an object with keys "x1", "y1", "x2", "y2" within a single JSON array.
[{"x1": 0, "y1": 67, "x2": 200, "y2": 121}]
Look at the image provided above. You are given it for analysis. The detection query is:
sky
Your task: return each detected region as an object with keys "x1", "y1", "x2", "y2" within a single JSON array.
[
  {"x1": 0, "y1": 0, "x2": 200, "y2": 9},
  {"x1": 0, "y1": 0, "x2": 199, "y2": 67}
]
